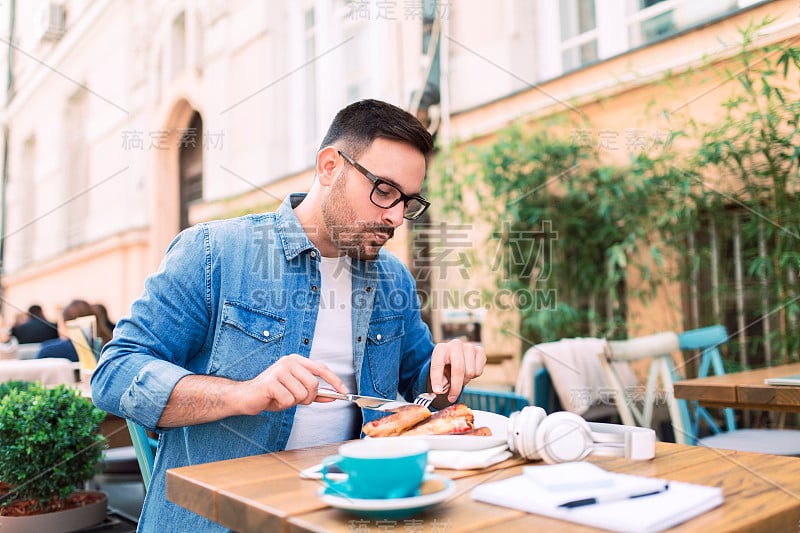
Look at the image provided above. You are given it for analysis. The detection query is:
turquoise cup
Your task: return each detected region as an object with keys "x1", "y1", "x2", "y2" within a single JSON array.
[{"x1": 321, "y1": 438, "x2": 429, "y2": 499}]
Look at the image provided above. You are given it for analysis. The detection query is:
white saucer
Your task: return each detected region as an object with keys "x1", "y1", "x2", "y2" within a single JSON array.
[{"x1": 317, "y1": 474, "x2": 455, "y2": 519}]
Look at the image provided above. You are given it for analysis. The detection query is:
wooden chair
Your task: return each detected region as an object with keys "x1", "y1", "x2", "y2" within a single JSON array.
[
  {"x1": 677, "y1": 325, "x2": 800, "y2": 455},
  {"x1": 597, "y1": 332, "x2": 688, "y2": 444}
]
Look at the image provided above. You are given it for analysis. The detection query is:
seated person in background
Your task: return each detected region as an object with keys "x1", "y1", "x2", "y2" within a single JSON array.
[
  {"x1": 92, "y1": 303, "x2": 116, "y2": 333},
  {"x1": 10, "y1": 304, "x2": 58, "y2": 344},
  {"x1": 36, "y1": 300, "x2": 113, "y2": 362}
]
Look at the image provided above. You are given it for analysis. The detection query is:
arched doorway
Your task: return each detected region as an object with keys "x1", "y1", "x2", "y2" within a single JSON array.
[
  {"x1": 150, "y1": 99, "x2": 202, "y2": 270},
  {"x1": 179, "y1": 112, "x2": 203, "y2": 230}
]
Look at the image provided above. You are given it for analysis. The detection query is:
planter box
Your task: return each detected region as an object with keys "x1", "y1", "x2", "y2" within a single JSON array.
[{"x1": 0, "y1": 491, "x2": 107, "y2": 533}]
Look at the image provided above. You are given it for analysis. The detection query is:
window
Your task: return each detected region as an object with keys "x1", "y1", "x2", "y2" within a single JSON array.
[
  {"x1": 64, "y1": 88, "x2": 89, "y2": 248},
  {"x1": 559, "y1": 0, "x2": 598, "y2": 71},
  {"x1": 341, "y1": 10, "x2": 370, "y2": 103},
  {"x1": 303, "y1": 7, "x2": 317, "y2": 159},
  {"x1": 171, "y1": 11, "x2": 186, "y2": 79},
  {"x1": 539, "y1": 0, "x2": 742, "y2": 78},
  {"x1": 19, "y1": 136, "x2": 37, "y2": 266}
]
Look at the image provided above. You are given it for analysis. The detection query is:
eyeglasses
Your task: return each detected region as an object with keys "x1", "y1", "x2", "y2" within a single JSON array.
[{"x1": 338, "y1": 150, "x2": 430, "y2": 220}]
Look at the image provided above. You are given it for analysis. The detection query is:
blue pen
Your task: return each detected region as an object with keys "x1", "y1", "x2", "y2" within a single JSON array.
[{"x1": 558, "y1": 483, "x2": 670, "y2": 509}]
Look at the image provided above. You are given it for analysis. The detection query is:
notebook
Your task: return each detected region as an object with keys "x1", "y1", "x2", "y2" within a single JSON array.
[
  {"x1": 471, "y1": 462, "x2": 723, "y2": 533},
  {"x1": 764, "y1": 373, "x2": 800, "y2": 386}
]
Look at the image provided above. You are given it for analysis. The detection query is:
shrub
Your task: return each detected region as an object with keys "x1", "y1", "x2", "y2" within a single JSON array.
[{"x1": 0, "y1": 382, "x2": 106, "y2": 510}]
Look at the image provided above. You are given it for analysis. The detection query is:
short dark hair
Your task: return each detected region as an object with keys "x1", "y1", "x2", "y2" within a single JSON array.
[
  {"x1": 319, "y1": 99, "x2": 434, "y2": 159},
  {"x1": 27, "y1": 305, "x2": 44, "y2": 317}
]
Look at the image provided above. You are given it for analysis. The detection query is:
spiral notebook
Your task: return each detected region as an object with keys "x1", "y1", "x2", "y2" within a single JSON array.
[{"x1": 471, "y1": 463, "x2": 723, "y2": 533}]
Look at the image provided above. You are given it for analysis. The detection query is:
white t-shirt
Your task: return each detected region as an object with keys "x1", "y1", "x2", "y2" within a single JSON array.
[{"x1": 285, "y1": 255, "x2": 359, "y2": 450}]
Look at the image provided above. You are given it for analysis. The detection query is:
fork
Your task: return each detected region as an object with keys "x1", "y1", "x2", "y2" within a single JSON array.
[{"x1": 413, "y1": 382, "x2": 451, "y2": 408}]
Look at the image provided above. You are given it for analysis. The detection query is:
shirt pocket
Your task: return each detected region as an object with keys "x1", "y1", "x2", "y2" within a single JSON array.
[
  {"x1": 365, "y1": 315, "x2": 404, "y2": 398},
  {"x1": 210, "y1": 301, "x2": 286, "y2": 380}
]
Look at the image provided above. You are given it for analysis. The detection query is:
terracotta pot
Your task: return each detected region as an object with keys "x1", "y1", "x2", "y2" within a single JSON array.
[{"x1": 0, "y1": 491, "x2": 107, "y2": 533}]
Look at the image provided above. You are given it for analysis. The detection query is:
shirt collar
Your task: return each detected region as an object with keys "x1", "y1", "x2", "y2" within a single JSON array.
[
  {"x1": 273, "y1": 193, "x2": 378, "y2": 280},
  {"x1": 274, "y1": 193, "x2": 316, "y2": 261}
]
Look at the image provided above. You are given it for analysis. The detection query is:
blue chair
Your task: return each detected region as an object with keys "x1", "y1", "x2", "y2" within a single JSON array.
[
  {"x1": 533, "y1": 367, "x2": 563, "y2": 413},
  {"x1": 677, "y1": 325, "x2": 735, "y2": 443},
  {"x1": 126, "y1": 420, "x2": 158, "y2": 491},
  {"x1": 677, "y1": 325, "x2": 800, "y2": 455},
  {"x1": 461, "y1": 389, "x2": 530, "y2": 417}
]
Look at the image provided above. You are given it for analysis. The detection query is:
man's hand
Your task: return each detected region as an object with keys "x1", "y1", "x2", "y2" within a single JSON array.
[
  {"x1": 238, "y1": 354, "x2": 348, "y2": 414},
  {"x1": 158, "y1": 354, "x2": 348, "y2": 427},
  {"x1": 429, "y1": 339, "x2": 487, "y2": 404}
]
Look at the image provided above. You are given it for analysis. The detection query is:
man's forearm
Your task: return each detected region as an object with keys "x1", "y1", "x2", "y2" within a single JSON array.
[{"x1": 157, "y1": 375, "x2": 245, "y2": 428}]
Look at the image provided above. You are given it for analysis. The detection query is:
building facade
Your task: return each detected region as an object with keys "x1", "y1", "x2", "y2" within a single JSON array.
[{"x1": 0, "y1": 0, "x2": 788, "y2": 361}]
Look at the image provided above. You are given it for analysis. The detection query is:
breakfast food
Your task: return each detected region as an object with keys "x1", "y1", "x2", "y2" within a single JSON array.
[
  {"x1": 463, "y1": 426, "x2": 493, "y2": 437},
  {"x1": 401, "y1": 404, "x2": 474, "y2": 435},
  {"x1": 362, "y1": 404, "x2": 432, "y2": 437},
  {"x1": 362, "y1": 403, "x2": 493, "y2": 437}
]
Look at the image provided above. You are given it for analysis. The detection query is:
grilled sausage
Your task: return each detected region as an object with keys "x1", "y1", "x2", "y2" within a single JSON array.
[{"x1": 362, "y1": 404, "x2": 432, "y2": 437}]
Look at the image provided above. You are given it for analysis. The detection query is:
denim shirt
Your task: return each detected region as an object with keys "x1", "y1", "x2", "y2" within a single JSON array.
[{"x1": 91, "y1": 194, "x2": 435, "y2": 532}]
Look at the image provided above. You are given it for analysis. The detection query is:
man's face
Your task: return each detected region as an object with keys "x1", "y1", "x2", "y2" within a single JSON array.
[{"x1": 321, "y1": 138, "x2": 426, "y2": 261}]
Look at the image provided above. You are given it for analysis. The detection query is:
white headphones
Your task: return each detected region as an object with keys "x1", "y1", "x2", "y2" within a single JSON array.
[{"x1": 506, "y1": 406, "x2": 656, "y2": 464}]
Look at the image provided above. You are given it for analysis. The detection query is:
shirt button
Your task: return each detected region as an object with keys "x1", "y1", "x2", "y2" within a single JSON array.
[
  {"x1": 376, "y1": 334, "x2": 382, "y2": 341},
  {"x1": 310, "y1": 251, "x2": 316, "y2": 258},
  {"x1": 365, "y1": 286, "x2": 372, "y2": 293},
  {"x1": 357, "y1": 336, "x2": 362, "y2": 342},
  {"x1": 263, "y1": 330, "x2": 270, "y2": 338},
  {"x1": 311, "y1": 285, "x2": 318, "y2": 292},
  {"x1": 303, "y1": 338, "x2": 309, "y2": 345}
]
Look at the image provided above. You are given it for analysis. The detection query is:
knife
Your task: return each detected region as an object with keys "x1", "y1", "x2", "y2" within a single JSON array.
[{"x1": 316, "y1": 389, "x2": 411, "y2": 412}]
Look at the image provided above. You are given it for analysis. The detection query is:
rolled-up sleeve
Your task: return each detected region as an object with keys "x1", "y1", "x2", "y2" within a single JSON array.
[{"x1": 91, "y1": 225, "x2": 213, "y2": 431}]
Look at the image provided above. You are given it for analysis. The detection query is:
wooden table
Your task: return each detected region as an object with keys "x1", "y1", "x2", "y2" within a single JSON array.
[
  {"x1": 673, "y1": 362, "x2": 800, "y2": 412},
  {"x1": 166, "y1": 442, "x2": 800, "y2": 532}
]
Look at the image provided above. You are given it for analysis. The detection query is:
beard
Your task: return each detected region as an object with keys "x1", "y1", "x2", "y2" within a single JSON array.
[{"x1": 321, "y1": 171, "x2": 395, "y2": 261}]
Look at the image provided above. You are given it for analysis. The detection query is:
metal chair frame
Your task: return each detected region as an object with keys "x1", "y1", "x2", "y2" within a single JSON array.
[
  {"x1": 677, "y1": 325, "x2": 738, "y2": 443},
  {"x1": 126, "y1": 420, "x2": 158, "y2": 491}
]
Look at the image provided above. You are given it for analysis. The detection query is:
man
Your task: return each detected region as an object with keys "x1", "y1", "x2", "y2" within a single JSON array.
[
  {"x1": 91, "y1": 99, "x2": 486, "y2": 532},
  {"x1": 10, "y1": 304, "x2": 58, "y2": 344}
]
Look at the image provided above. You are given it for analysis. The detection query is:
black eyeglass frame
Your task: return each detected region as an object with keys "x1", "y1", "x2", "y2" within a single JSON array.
[{"x1": 337, "y1": 150, "x2": 430, "y2": 220}]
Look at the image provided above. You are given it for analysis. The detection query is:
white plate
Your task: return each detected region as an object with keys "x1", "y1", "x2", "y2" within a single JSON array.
[
  {"x1": 318, "y1": 474, "x2": 455, "y2": 519},
  {"x1": 398, "y1": 410, "x2": 509, "y2": 451}
]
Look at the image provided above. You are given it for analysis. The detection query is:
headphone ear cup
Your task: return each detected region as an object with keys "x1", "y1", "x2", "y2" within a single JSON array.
[
  {"x1": 534, "y1": 412, "x2": 593, "y2": 464},
  {"x1": 508, "y1": 406, "x2": 546, "y2": 461}
]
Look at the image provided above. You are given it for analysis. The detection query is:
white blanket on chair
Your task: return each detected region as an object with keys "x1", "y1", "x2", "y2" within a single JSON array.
[{"x1": 517, "y1": 338, "x2": 637, "y2": 416}]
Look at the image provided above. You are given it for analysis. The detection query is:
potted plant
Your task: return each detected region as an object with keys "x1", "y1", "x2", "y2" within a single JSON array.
[{"x1": 0, "y1": 381, "x2": 108, "y2": 532}]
